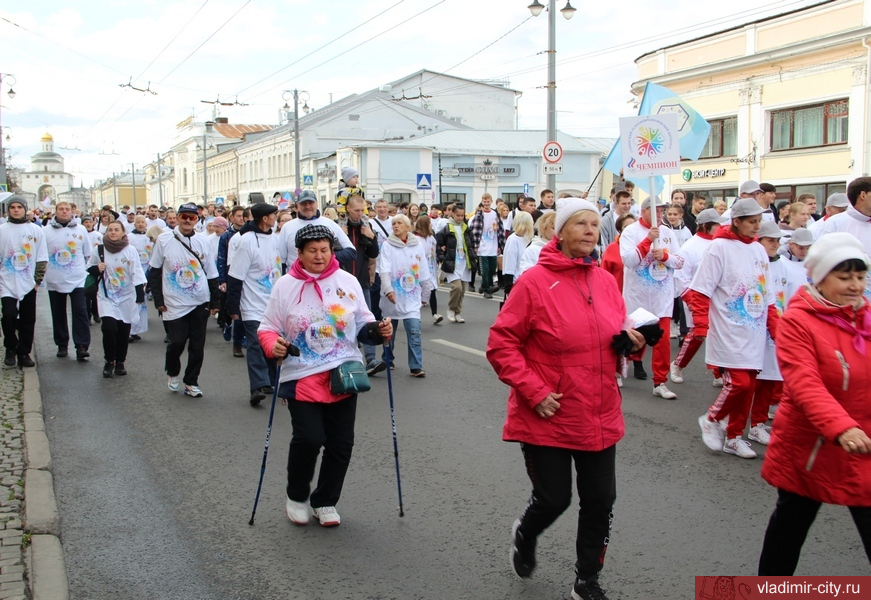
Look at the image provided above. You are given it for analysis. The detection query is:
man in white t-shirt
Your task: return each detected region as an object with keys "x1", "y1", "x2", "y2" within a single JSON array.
[
  {"x1": 149, "y1": 202, "x2": 220, "y2": 397},
  {"x1": 44, "y1": 201, "x2": 93, "y2": 361},
  {"x1": 818, "y1": 177, "x2": 871, "y2": 298},
  {"x1": 368, "y1": 199, "x2": 393, "y2": 325},
  {"x1": 145, "y1": 204, "x2": 167, "y2": 231},
  {"x1": 469, "y1": 193, "x2": 504, "y2": 298},
  {"x1": 720, "y1": 180, "x2": 776, "y2": 222}
]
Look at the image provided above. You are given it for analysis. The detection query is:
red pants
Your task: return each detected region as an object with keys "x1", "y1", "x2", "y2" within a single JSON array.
[
  {"x1": 708, "y1": 368, "x2": 758, "y2": 439},
  {"x1": 751, "y1": 379, "x2": 782, "y2": 426},
  {"x1": 674, "y1": 330, "x2": 703, "y2": 369},
  {"x1": 629, "y1": 317, "x2": 672, "y2": 385}
]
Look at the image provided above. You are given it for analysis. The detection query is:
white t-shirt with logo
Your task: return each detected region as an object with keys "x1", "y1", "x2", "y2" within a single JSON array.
[
  {"x1": 478, "y1": 210, "x2": 499, "y2": 257},
  {"x1": 149, "y1": 230, "x2": 218, "y2": 320},
  {"x1": 228, "y1": 231, "x2": 282, "y2": 322},
  {"x1": 277, "y1": 216, "x2": 355, "y2": 265},
  {"x1": 128, "y1": 231, "x2": 154, "y2": 273},
  {"x1": 689, "y1": 238, "x2": 774, "y2": 370},
  {"x1": 0, "y1": 222, "x2": 48, "y2": 301},
  {"x1": 44, "y1": 223, "x2": 92, "y2": 293},
  {"x1": 146, "y1": 217, "x2": 167, "y2": 231},
  {"x1": 818, "y1": 205, "x2": 871, "y2": 298},
  {"x1": 758, "y1": 257, "x2": 806, "y2": 381},
  {"x1": 619, "y1": 221, "x2": 685, "y2": 318},
  {"x1": 87, "y1": 245, "x2": 147, "y2": 324}
]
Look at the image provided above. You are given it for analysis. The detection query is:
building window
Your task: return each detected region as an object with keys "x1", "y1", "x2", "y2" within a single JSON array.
[
  {"x1": 440, "y1": 193, "x2": 466, "y2": 205},
  {"x1": 500, "y1": 193, "x2": 525, "y2": 209},
  {"x1": 384, "y1": 193, "x2": 411, "y2": 204},
  {"x1": 699, "y1": 117, "x2": 737, "y2": 159},
  {"x1": 774, "y1": 182, "x2": 846, "y2": 203},
  {"x1": 770, "y1": 100, "x2": 848, "y2": 151}
]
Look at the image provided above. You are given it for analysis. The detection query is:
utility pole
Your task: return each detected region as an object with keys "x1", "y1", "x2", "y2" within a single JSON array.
[
  {"x1": 112, "y1": 172, "x2": 118, "y2": 212},
  {"x1": 157, "y1": 153, "x2": 163, "y2": 207},
  {"x1": 546, "y1": 0, "x2": 557, "y2": 193},
  {"x1": 203, "y1": 121, "x2": 214, "y2": 205},
  {"x1": 131, "y1": 163, "x2": 137, "y2": 209},
  {"x1": 293, "y1": 89, "x2": 301, "y2": 197}
]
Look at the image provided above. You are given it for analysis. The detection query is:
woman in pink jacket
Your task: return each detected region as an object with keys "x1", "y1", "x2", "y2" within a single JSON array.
[
  {"x1": 487, "y1": 198, "x2": 644, "y2": 600},
  {"x1": 759, "y1": 232, "x2": 871, "y2": 575}
]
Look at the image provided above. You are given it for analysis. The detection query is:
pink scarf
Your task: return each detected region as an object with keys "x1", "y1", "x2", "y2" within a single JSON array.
[
  {"x1": 290, "y1": 257, "x2": 340, "y2": 302},
  {"x1": 816, "y1": 310, "x2": 871, "y2": 355}
]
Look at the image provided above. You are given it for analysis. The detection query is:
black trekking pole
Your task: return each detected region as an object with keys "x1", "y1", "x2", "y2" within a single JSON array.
[
  {"x1": 248, "y1": 344, "x2": 300, "y2": 526},
  {"x1": 383, "y1": 344, "x2": 405, "y2": 517}
]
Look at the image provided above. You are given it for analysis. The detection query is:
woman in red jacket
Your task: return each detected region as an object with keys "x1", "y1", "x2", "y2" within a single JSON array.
[
  {"x1": 758, "y1": 232, "x2": 871, "y2": 575},
  {"x1": 487, "y1": 198, "x2": 644, "y2": 600}
]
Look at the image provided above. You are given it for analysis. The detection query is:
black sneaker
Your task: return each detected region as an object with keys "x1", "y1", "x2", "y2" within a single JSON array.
[
  {"x1": 572, "y1": 576, "x2": 609, "y2": 600},
  {"x1": 4, "y1": 350, "x2": 15, "y2": 367},
  {"x1": 483, "y1": 292, "x2": 493, "y2": 299},
  {"x1": 633, "y1": 360, "x2": 647, "y2": 380},
  {"x1": 114, "y1": 362, "x2": 127, "y2": 376},
  {"x1": 233, "y1": 344, "x2": 244, "y2": 358},
  {"x1": 249, "y1": 388, "x2": 267, "y2": 406},
  {"x1": 103, "y1": 362, "x2": 114, "y2": 378},
  {"x1": 76, "y1": 345, "x2": 90, "y2": 361},
  {"x1": 366, "y1": 359, "x2": 387, "y2": 376},
  {"x1": 17, "y1": 354, "x2": 34, "y2": 368},
  {"x1": 57, "y1": 346, "x2": 68, "y2": 358},
  {"x1": 510, "y1": 520, "x2": 536, "y2": 579}
]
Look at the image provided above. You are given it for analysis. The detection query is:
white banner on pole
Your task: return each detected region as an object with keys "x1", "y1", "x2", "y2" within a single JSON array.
[{"x1": 619, "y1": 113, "x2": 681, "y2": 178}]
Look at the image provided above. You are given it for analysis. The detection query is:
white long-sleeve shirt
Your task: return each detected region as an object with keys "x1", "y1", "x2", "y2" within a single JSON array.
[
  {"x1": 87, "y1": 245, "x2": 147, "y2": 324},
  {"x1": 502, "y1": 233, "x2": 530, "y2": 277},
  {"x1": 0, "y1": 222, "x2": 48, "y2": 301},
  {"x1": 818, "y1": 205, "x2": 871, "y2": 298},
  {"x1": 149, "y1": 230, "x2": 218, "y2": 320},
  {"x1": 378, "y1": 235, "x2": 434, "y2": 320},
  {"x1": 619, "y1": 220, "x2": 684, "y2": 318},
  {"x1": 258, "y1": 267, "x2": 374, "y2": 383},
  {"x1": 44, "y1": 220, "x2": 92, "y2": 293}
]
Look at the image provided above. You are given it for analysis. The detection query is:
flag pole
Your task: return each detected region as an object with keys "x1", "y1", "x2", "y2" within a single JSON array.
[
  {"x1": 585, "y1": 165, "x2": 605, "y2": 194},
  {"x1": 649, "y1": 175, "x2": 659, "y2": 250}
]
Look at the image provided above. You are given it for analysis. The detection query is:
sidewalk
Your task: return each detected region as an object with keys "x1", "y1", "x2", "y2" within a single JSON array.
[{"x1": 0, "y1": 363, "x2": 69, "y2": 600}]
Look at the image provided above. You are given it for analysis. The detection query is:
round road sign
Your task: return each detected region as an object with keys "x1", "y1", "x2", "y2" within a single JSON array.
[{"x1": 543, "y1": 141, "x2": 563, "y2": 164}]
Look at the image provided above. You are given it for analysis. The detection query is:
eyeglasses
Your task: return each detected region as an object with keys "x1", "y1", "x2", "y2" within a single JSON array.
[{"x1": 178, "y1": 214, "x2": 198, "y2": 222}]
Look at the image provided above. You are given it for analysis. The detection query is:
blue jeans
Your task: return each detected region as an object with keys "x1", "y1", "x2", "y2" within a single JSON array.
[
  {"x1": 385, "y1": 318, "x2": 422, "y2": 371},
  {"x1": 243, "y1": 320, "x2": 276, "y2": 392},
  {"x1": 233, "y1": 318, "x2": 245, "y2": 344}
]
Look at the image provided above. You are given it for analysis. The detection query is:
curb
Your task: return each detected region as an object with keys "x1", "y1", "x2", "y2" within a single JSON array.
[{"x1": 22, "y1": 366, "x2": 69, "y2": 600}]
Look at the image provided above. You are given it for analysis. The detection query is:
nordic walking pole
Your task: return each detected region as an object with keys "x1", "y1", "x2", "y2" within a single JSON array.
[
  {"x1": 248, "y1": 359, "x2": 281, "y2": 526},
  {"x1": 383, "y1": 344, "x2": 405, "y2": 517}
]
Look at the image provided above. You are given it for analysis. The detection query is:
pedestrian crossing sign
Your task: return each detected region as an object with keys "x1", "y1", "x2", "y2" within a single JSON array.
[
  {"x1": 303, "y1": 175, "x2": 313, "y2": 186},
  {"x1": 416, "y1": 173, "x2": 432, "y2": 189}
]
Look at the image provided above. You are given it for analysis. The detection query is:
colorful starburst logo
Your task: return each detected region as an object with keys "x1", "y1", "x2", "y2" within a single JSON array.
[{"x1": 635, "y1": 126, "x2": 665, "y2": 158}]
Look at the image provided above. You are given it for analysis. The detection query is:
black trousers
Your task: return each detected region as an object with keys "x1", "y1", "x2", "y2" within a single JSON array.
[
  {"x1": 758, "y1": 488, "x2": 871, "y2": 575},
  {"x1": 101, "y1": 316, "x2": 131, "y2": 363},
  {"x1": 48, "y1": 288, "x2": 91, "y2": 348},
  {"x1": 163, "y1": 303, "x2": 209, "y2": 385},
  {"x1": 517, "y1": 443, "x2": 617, "y2": 580},
  {"x1": 281, "y1": 379, "x2": 357, "y2": 509},
  {"x1": 370, "y1": 274, "x2": 383, "y2": 322},
  {"x1": 1, "y1": 291, "x2": 37, "y2": 355},
  {"x1": 428, "y1": 289, "x2": 438, "y2": 315}
]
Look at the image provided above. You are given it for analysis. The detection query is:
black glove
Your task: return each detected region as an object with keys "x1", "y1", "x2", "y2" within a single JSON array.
[
  {"x1": 287, "y1": 344, "x2": 301, "y2": 357},
  {"x1": 636, "y1": 323, "x2": 664, "y2": 347},
  {"x1": 611, "y1": 331, "x2": 635, "y2": 357},
  {"x1": 365, "y1": 320, "x2": 384, "y2": 345}
]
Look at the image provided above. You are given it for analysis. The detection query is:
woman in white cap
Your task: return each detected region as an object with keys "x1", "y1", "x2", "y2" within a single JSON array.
[
  {"x1": 488, "y1": 197, "x2": 645, "y2": 600},
  {"x1": 758, "y1": 232, "x2": 871, "y2": 575},
  {"x1": 689, "y1": 198, "x2": 780, "y2": 459}
]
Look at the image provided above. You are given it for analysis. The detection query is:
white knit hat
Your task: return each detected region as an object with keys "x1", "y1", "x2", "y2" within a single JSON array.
[
  {"x1": 805, "y1": 232, "x2": 870, "y2": 285},
  {"x1": 555, "y1": 197, "x2": 599, "y2": 234}
]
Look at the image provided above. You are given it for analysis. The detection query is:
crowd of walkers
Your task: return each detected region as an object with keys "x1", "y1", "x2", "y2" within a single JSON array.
[{"x1": 0, "y1": 171, "x2": 869, "y2": 599}]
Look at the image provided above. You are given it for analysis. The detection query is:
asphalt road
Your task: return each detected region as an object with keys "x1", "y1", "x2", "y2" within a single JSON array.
[{"x1": 34, "y1": 287, "x2": 869, "y2": 600}]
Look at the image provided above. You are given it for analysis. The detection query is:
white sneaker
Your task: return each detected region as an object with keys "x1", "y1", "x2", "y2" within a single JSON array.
[
  {"x1": 749, "y1": 424, "x2": 771, "y2": 445},
  {"x1": 652, "y1": 383, "x2": 677, "y2": 399},
  {"x1": 433, "y1": 314, "x2": 443, "y2": 325},
  {"x1": 168, "y1": 376, "x2": 180, "y2": 392},
  {"x1": 616, "y1": 375, "x2": 623, "y2": 388},
  {"x1": 184, "y1": 384, "x2": 203, "y2": 397},
  {"x1": 670, "y1": 330, "x2": 678, "y2": 339},
  {"x1": 712, "y1": 377, "x2": 724, "y2": 388},
  {"x1": 447, "y1": 310, "x2": 456, "y2": 322},
  {"x1": 723, "y1": 437, "x2": 757, "y2": 459},
  {"x1": 698, "y1": 415, "x2": 725, "y2": 451},
  {"x1": 455, "y1": 313, "x2": 465, "y2": 323},
  {"x1": 312, "y1": 505, "x2": 341, "y2": 527},
  {"x1": 669, "y1": 362, "x2": 684, "y2": 384},
  {"x1": 285, "y1": 496, "x2": 309, "y2": 525}
]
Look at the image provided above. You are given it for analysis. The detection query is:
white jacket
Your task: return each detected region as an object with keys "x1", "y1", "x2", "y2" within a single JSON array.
[
  {"x1": 818, "y1": 205, "x2": 871, "y2": 298},
  {"x1": 378, "y1": 234, "x2": 434, "y2": 320}
]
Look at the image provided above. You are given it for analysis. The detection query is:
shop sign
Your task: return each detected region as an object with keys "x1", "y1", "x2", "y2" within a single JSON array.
[
  {"x1": 453, "y1": 163, "x2": 521, "y2": 177},
  {"x1": 682, "y1": 168, "x2": 727, "y2": 181}
]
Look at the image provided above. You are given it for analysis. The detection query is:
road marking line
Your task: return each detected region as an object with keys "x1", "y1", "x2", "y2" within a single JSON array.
[{"x1": 431, "y1": 339, "x2": 487, "y2": 358}]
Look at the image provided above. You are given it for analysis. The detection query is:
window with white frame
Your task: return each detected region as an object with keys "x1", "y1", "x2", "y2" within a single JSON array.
[{"x1": 770, "y1": 100, "x2": 848, "y2": 151}]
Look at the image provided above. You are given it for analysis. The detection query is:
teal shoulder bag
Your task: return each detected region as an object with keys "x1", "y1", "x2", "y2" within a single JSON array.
[{"x1": 329, "y1": 361, "x2": 371, "y2": 394}]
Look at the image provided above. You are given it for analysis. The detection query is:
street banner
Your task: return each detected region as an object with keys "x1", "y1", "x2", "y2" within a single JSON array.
[{"x1": 603, "y1": 81, "x2": 711, "y2": 193}]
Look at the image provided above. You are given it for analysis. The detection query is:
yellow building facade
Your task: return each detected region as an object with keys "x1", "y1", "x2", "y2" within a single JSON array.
[{"x1": 634, "y1": 0, "x2": 871, "y2": 204}]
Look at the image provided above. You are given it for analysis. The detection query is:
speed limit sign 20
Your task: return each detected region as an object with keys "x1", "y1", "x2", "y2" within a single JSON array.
[{"x1": 543, "y1": 141, "x2": 563, "y2": 164}]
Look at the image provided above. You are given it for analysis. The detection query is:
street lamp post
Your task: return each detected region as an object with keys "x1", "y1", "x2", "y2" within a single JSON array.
[
  {"x1": 0, "y1": 74, "x2": 17, "y2": 191},
  {"x1": 528, "y1": 0, "x2": 575, "y2": 192},
  {"x1": 283, "y1": 90, "x2": 309, "y2": 198},
  {"x1": 202, "y1": 121, "x2": 214, "y2": 205}
]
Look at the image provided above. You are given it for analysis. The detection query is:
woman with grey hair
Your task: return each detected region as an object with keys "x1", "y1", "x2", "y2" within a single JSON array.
[{"x1": 379, "y1": 214, "x2": 434, "y2": 377}]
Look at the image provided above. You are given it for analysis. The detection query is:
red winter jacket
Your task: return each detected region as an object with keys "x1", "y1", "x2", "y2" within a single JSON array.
[
  {"x1": 762, "y1": 287, "x2": 871, "y2": 506},
  {"x1": 487, "y1": 237, "x2": 627, "y2": 451}
]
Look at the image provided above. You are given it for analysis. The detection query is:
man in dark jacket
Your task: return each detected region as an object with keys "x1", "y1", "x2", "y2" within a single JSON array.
[
  {"x1": 436, "y1": 205, "x2": 477, "y2": 323},
  {"x1": 338, "y1": 195, "x2": 384, "y2": 375}
]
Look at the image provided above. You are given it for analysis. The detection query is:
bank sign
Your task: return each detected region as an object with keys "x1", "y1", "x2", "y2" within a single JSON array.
[{"x1": 619, "y1": 114, "x2": 681, "y2": 177}]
